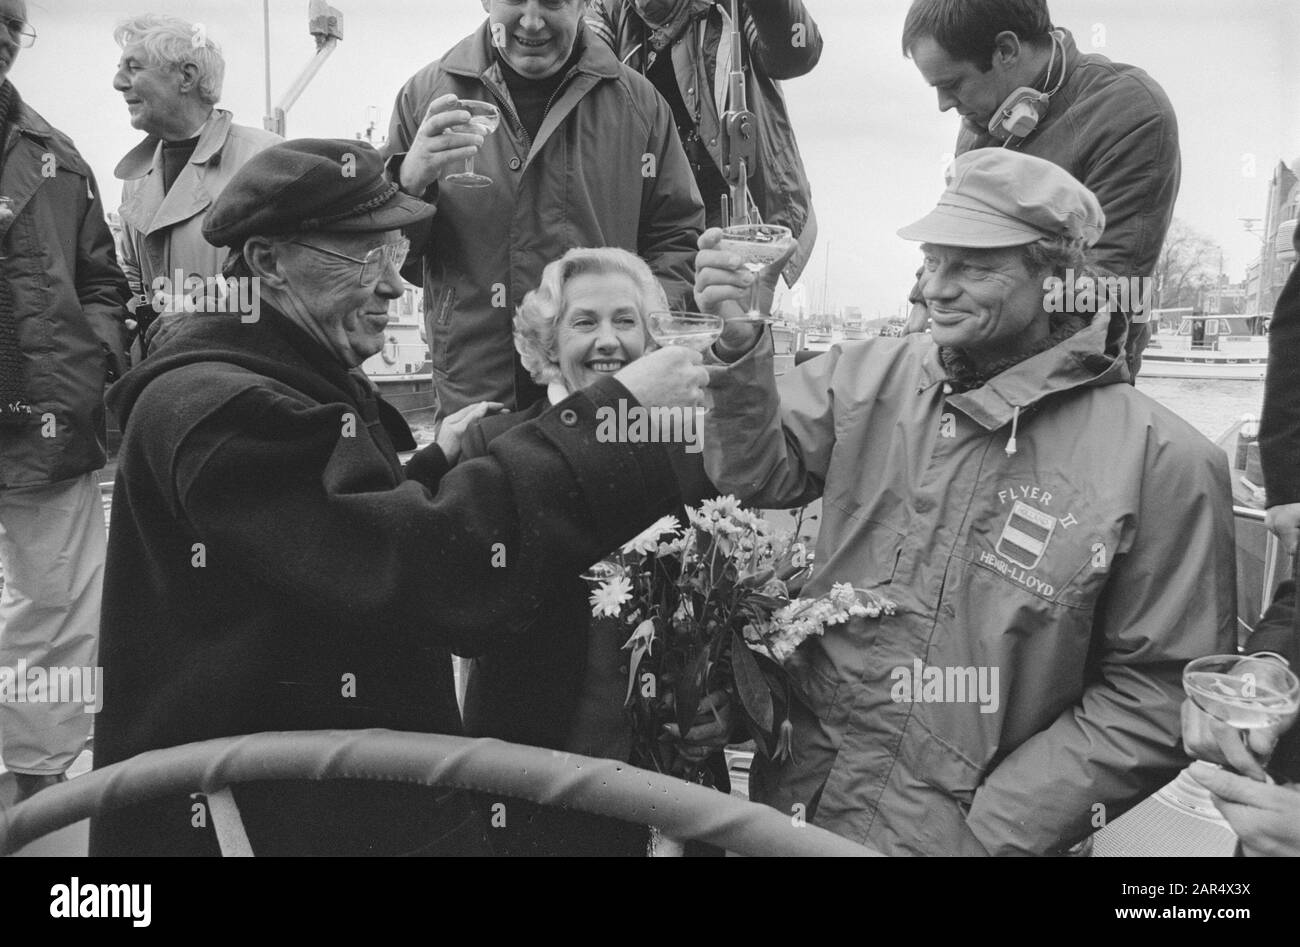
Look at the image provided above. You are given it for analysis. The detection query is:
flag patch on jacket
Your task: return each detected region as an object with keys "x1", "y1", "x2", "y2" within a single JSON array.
[{"x1": 995, "y1": 501, "x2": 1056, "y2": 570}]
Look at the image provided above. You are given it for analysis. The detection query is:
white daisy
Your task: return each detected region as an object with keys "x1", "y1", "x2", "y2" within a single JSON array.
[{"x1": 589, "y1": 575, "x2": 633, "y2": 618}]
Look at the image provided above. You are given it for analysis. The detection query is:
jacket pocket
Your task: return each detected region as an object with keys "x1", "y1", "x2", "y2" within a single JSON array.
[
  {"x1": 789, "y1": 644, "x2": 849, "y2": 745},
  {"x1": 897, "y1": 706, "x2": 990, "y2": 852},
  {"x1": 901, "y1": 709, "x2": 987, "y2": 800}
]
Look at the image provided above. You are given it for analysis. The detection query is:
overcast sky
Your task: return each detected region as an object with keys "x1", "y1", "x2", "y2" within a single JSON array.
[{"x1": 17, "y1": 0, "x2": 1300, "y2": 317}]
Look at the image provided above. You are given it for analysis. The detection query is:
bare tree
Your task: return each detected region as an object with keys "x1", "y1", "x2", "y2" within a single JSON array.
[{"x1": 1153, "y1": 219, "x2": 1223, "y2": 310}]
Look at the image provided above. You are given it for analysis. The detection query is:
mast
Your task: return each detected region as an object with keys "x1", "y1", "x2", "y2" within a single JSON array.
[
  {"x1": 263, "y1": 2, "x2": 345, "y2": 136},
  {"x1": 719, "y1": 0, "x2": 756, "y2": 226},
  {"x1": 822, "y1": 241, "x2": 830, "y2": 316},
  {"x1": 263, "y1": 0, "x2": 272, "y2": 122}
]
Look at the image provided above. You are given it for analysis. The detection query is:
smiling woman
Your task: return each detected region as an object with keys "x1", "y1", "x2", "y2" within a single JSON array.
[
  {"x1": 514, "y1": 246, "x2": 668, "y2": 394},
  {"x1": 454, "y1": 243, "x2": 720, "y2": 858}
]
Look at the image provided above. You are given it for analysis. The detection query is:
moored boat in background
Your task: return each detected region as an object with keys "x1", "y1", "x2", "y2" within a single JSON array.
[
  {"x1": 360, "y1": 283, "x2": 438, "y2": 414},
  {"x1": 1141, "y1": 313, "x2": 1268, "y2": 381}
]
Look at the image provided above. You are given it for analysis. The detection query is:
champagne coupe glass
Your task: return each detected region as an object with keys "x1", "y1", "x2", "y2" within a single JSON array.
[
  {"x1": 646, "y1": 310, "x2": 725, "y2": 353},
  {"x1": 445, "y1": 100, "x2": 501, "y2": 188},
  {"x1": 1183, "y1": 653, "x2": 1300, "y2": 778},
  {"x1": 579, "y1": 559, "x2": 622, "y2": 584},
  {"x1": 716, "y1": 223, "x2": 794, "y2": 322}
]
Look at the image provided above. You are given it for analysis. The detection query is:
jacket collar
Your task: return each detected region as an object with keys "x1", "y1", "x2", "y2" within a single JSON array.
[
  {"x1": 626, "y1": 0, "x2": 714, "y2": 50},
  {"x1": 114, "y1": 108, "x2": 231, "y2": 181},
  {"x1": 920, "y1": 303, "x2": 1130, "y2": 431},
  {"x1": 1, "y1": 98, "x2": 89, "y2": 240},
  {"x1": 442, "y1": 19, "x2": 622, "y2": 82},
  {"x1": 10, "y1": 97, "x2": 54, "y2": 143},
  {"x1": 1037, "y1": 29, "x2": 1082, "y2": 123}
]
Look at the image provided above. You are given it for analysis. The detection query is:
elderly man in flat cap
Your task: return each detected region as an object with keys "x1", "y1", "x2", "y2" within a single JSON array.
[
  {"x1": 693, "y1": 149, "x2": 1235, "y2": 857},
  {"x1": 89, "y1": 139, "x2": 711, "y2": 857}
]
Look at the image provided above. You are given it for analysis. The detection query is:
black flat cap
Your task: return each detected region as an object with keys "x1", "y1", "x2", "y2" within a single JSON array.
[{"x1": 203, "y1": 138, "x2": 436, "y2": 248}]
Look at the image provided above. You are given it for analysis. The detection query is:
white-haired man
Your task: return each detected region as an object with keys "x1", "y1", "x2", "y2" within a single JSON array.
[{"x1": 112, "y1": 14, "x2": 280, "y2": 351}]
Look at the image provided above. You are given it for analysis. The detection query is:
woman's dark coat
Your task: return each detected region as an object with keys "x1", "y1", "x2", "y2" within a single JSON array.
[{"x1": 459, "y1": 400, "x2": 715, "y2": 752}]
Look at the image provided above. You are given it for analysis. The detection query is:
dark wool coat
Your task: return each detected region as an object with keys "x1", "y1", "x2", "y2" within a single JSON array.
[
  {"x1": 458, "y1": 398, "x2": 717, "y2": 856},
  {"x1": 89, "y1": 305, "x2": 679, "y2": 856},
  {"x1": 459, "y1": 399, "x2": 714, "y2": 754}
]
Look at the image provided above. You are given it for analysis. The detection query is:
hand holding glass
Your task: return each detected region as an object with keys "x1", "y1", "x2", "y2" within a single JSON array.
[
  {"x1": 445, "y1": 100, "x2": 501, "y2": 188},
  {"x1": 716, "y1": 224, "x2": 794, "y2": 322},
  {"x1": 646, "y1": 311, "x2": 725, "y2": 353},
  {"x1": 1184, "y1": 654, "x2": 1300, "y2": 778}
]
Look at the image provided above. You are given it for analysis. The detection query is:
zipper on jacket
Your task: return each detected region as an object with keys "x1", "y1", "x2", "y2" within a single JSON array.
[
  {"x1": 484, "y1": 61, "x2": 583, "y2": 158},
  {"x1": 484, "y1": 84, "x2": 530, "y2": 151}
]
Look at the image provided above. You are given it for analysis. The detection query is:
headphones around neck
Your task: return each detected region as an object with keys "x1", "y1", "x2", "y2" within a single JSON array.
[{"x1": 987, "y1": 29, "x2": 1067, "y2": 144}]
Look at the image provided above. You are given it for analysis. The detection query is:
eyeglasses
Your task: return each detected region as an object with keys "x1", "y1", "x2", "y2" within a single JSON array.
[
  {"x1": 0, "y1": 16, "x2": 36, "y2": 48},
  {"x1": 289, "y1": 237, "x2": 410, "y2": 286}
]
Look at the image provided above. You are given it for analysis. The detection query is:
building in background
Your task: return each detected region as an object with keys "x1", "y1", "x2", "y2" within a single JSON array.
[{"x1": 1245, "y1": 159, "x2": 1300, "y2": 318}]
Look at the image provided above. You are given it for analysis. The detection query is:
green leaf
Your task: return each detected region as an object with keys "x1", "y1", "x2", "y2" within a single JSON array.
[
  {"x1": 622, "y1": 618, "x2": 655, "y2": 707},
  {"x1": 673, "y1": 646, "x2": 708, "y2": 739},
  {"x1": 731, "y1": 630, "x2": 775, "y2": 739}
]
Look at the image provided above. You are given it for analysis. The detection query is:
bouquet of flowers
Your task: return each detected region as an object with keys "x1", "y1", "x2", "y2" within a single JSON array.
[{"x1": 585, "y1": 497, "x2": 896, "y2": 785}]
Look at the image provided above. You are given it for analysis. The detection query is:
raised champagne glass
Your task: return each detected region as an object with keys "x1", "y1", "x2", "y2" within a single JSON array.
[
  {"x1": 716, "y1": 223, "x2": 794, "y2": 322},
  {"x1": 646, "y1": 310, "x2": 725, "y2": 353},
  {"x1": 445, "y1": 100, "x2": 501, "y2": 188},
  {"x1": 579, "y1": 559, "x2": 623, "y2": 584}
]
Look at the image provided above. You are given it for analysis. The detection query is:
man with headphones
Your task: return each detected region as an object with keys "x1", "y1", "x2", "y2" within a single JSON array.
[{"x1": 900, "y1": 0, "x2": 1180, "y2": 381}]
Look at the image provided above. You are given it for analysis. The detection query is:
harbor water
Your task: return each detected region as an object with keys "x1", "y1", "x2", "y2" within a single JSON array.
[{"x1": 1136, "y1": 377, "x2": 1265, "y2": 442}]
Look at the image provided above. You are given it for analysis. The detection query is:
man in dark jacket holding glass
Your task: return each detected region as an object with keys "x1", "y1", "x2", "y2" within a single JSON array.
[
  {"x1": 385, "y1": 0, "x2": 704, "y2": 421},
  {"x1": 90, "y1": 139, "x2": 712, "y2": 856}
]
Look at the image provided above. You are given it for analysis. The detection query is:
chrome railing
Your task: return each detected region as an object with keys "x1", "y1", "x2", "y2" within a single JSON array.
[{"x1": 1233, "y1": 504, "x2": 1290, "y2": 641}]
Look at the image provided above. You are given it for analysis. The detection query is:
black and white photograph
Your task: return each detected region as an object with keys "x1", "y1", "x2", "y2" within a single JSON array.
[{"x1": 0, "y1": 0, "x2": 1297, "y2": 921}]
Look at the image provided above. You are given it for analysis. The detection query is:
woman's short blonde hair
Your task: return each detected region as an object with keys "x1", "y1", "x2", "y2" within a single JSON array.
[{"x1": 514, "y1": 247, "x2": 668, "y2": 386}]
